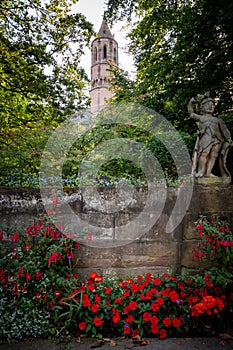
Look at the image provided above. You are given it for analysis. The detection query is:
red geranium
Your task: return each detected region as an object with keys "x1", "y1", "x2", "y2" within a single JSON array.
[
  {"x1": 151, "y1": 324, "x2": 159, "y2": 334},
  {"x1": 128, "y1": 301, "x2": 138, "y2": 310},
  {"x1": 125, "y1": 315, "x2": 135, "y2": 323},
  {"x1": 79, "y1": 322, "x2": 87, "y2": 331},
  {"x1": 91, "y1": 303, "x2": 99, "y2": 313},
  {"x1": 156, "y1": 297, "x2": 164, "y2": 306},
  {"x1": 159, "y1": 329, "x2": 167, "y2": 340},
  {"x1": 151, "y1": 302, "x2": 159, "y2": 312},
  {"x1": 172, "y1": 317, "x2": 182, "y2": 327},
  {"x1": 105, "y1": 287, "x2": 112, "y2": 295},
  {"x1": 112, "y1": 312, "x2": 121, "y2": 323},
  {"x1": 132, "y1": 329, "x2": 140, "y2": 337},
  {"x1": 162, "y1": 317, "x2": 172, "y2": 327},
  {"x1": 123, "y1": 325, "x2": 131, "y2": 334},
  {"x1": 153, "y1": 277, "x2": 161, "y2": 285},
  {"x1": 10, "y1": 232, "x2": 19, "y2": 242},
  {"x1": 115, "y1": 297, "x2": 123, "y2": 305},
  {"x1": 95, "y1": 294, "x2": 101, "y2": 303},
  {"x1": 93, "y1": 317, "x2": 102, "y2": 327},
  {"x1": 143, "y1": 312, "x2": 151, "y2": 322}
]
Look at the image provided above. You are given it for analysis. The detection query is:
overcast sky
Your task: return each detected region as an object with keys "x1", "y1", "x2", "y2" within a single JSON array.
[{"x1": 72, "y1": 0, "x2": 135, "y2": 78}]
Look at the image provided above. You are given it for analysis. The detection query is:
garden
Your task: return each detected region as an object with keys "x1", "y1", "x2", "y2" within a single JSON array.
[
  {"x1": 1, "y1": 0, "x2": 233, "y2": 345},
  {"x1": 1, "y1": 206, "x2": 233, "y2": 342}
]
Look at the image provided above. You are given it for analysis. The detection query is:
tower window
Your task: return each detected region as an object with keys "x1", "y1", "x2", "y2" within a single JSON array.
[
  {"x1": 114, "y1": 48, "x2": 117, "y2": 63},
  {"x1": 94, "y1": 47, "x2": 97, "y2": 62},
  {"x1": 103, "y1": 44, "x2": 107, "y2": 59}
]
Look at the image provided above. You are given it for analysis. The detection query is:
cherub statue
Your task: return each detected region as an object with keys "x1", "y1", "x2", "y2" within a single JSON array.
[{"x1": 188, "y1": 92, "x2": 232, "y2": 178}]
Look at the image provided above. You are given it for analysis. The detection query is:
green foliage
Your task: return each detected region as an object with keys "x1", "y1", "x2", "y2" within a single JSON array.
[
  {"x1": 0, "y1": 296, "x2": 51, "y2": 341},
  {"x1": 0, "y1": 0, "x2": 94, "y2": 177},
  {"x1": 105, "y1": 0, "x2": 233, "y2": 130}
]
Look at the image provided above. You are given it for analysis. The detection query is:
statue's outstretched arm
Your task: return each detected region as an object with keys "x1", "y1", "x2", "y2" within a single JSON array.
[{"x1": 188, "y1": 97, "x2": 200, "y2": 122}]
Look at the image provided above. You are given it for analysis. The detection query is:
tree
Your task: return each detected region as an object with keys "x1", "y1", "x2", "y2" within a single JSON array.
[
  {"x1": 0, "y1": 0, "x2": 94, "y2": 178},
  {"x1": 105, "y1": 0, "x2": 233, "y2": 130}
]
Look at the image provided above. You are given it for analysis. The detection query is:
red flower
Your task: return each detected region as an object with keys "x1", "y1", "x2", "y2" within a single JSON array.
[
  {"x1": 115, "y1": 297, "x2": 123, "y2": 305},
  {"x1": 137, "y1": 275, "x2": 143, "y2": 282},
  {"x1": 82, "y1": 294, "x2": 91, "y2": 307},
  {"x1": 172, "y1": 318, "x2": 182, "y2": 327},
  {"x1": 91, "y1": 304, "x2": 99, "y2": 313},
  {"x1": 124, "y1": 325, "x2": 131, "y2": 334},
  {"x1": 178, "y1": 282, "x2": 185, "y2": 290},
  {"x1": 126, "y1": 278, "x2": 134, "y2": 284},
  {"x1": 82, "y1": 293, "x2": 89, "y2": 300},
  {"x1": 83, "y1": 299, "x2": 91, "y2": 307},
  {"x1": 187, "y1": 296, "x2": 199, "y2": 305},
  {"x1": 159, "y1": 329, "x2": 167, "y2": 339},
  {"x1": 35, "y1": 271, "x2": 43, "y2": 280},
  {"x1": 90, "y1": 271, "x2": 98, "y2": 280},
  {"x1": 151, "y1": 302, "x2": 159, "y2": 312},
  {"x1": 204, "y1": 275, "x2": 214, "y2": 288},
  {"x1": 169, "y1": 290, "x2": 180, "y2": 302},
  {"x1": 150, "y1": 288, "x2": 158, "y2": 295},
  {"x1": 216, "y1": 297, "x2": 225, "y2": 311},
  {"x1": 161, "y1": 288, "x2": 170, "y2": 297},
  {"x1": 145, "y1": 273, "x2": 152, "y2": 282},
  {"x1": 196, "y1": 223, "x2": 204, "y2": 231},
  {"x1": 95, "y1": 294, "x2": 101, "y2": 303},
  {"x1": 143, "y1": 312, "x2": 151, "y2": 322},
  {"x1": 162, "y1": 317, "x2": 172, "y2": 327},
  {"x1": 125, "y1": 315, "x2": 135, "y2": 323},
  {"x1": 93, "y1": 317, "x2": 102, "y2": 327},
  {"x1": 10, "y1": 232, "x2": 19, "y2": 242},
  {"x1": 144, "y1": 291, "x2": 153, "y2": 300},
  {"x1": 156, "y1": 297, "x2": 164, "y2": 306},
  {"x1": 88, "y1": 285, "x2": 95, "y2": 291},
  {"x1": 151, "y1": 324, "x2": 159, "y2": 334},
  {"x1": 153, "y1": 277, "x2": 161, "y2": 286},
  {"x1": 112, "y1": 312, "x2": 121, "y2": 323},
  {"x1": 79, "y1": 322, "x2": 87, "y2": 331},
  {"x1": 0, "y1": 230, "x2": 3, "y2": 240},
  {"x1": 36, "y1": 292, "x2": 41, "y2": 302},
  {"x1": 132, "y1": 329, "x2": 140, "y2": 338},
  {"x1": 130, "y1": 284, "x2": 139, "y2": 293},
  {"x1": 123, "y1": 291, "x2": 130, "y2": 298},
  {"x1": 128, "y1": 301, "x2": 137, "y2": 310},
  {"x1": 48, "y1": 250, "x2": 62, "y2": 264},
  {"x1": 203, "y1": 295, "x2": 216, "y2": 309},
  {"x1": 105, "y1": 287, "x2": 112, "y2": 295},
  {"x1": 25, "y1": 272, "x2": 31, "y2": 280},
  {"x1": 151, "y1": 315, "x2": 159, "y2": 324}
]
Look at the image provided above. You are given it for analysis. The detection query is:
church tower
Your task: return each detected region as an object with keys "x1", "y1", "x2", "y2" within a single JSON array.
[{"x1": 90, "y1": 19, "x2": 118, "y2": 114}]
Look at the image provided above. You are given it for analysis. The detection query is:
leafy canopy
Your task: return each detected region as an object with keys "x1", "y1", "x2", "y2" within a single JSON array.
[
  {"x1": 105, "y1": 0, "x2": 233, "y2": 130},
  {"x1": 0, "y1": 0, "x2": 94, "y2": 176}
]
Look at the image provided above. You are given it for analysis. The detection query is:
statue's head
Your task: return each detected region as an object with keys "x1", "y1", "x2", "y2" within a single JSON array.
[{"x1": 196, "y1": 92, "x2": 215, "y2": 114}]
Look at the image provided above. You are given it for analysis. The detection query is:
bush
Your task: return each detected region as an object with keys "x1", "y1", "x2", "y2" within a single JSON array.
[{"x1": 1, "y1": 211, "x2": 233, "y2": 341}]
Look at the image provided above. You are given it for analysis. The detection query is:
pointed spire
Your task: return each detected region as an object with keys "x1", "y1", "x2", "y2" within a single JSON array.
[{"x1": 98, "y1": 19, "x2": 114, "y2": 38}]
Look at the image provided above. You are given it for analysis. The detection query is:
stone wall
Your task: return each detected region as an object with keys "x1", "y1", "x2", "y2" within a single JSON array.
[{"x1": 1, "y1": 184, "x2": 233, "y2": 277}]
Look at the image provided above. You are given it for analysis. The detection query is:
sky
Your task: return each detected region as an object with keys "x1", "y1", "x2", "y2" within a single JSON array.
[{"x1": 72, "y1": 0, "x2": 135, "y2": 78}]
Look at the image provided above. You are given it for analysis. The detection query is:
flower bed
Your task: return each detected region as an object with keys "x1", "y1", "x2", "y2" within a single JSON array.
[{"x1": 1, "y1": 211, "x2": 233, "y2": 341}]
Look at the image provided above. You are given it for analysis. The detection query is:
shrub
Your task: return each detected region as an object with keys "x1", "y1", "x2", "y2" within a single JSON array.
[{"x1": 1, "y1": 212, "x2": 233, "y2": 340}]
